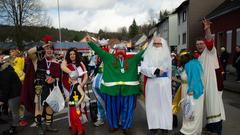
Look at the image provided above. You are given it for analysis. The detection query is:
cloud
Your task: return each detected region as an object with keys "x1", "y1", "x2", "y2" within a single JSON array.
[
  {"x1": 41, "y1": 0, "x2": 185, "y2": 32},
  {"x1": 41, "y1": 0, "x2": 117, "y2": 10}
]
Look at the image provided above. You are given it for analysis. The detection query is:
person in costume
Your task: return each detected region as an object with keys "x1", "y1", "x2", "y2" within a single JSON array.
[
  {"x1": 178, "y1": 50, "x2": 204, "y2": 135},
  {"x1": 87, "y1": 37, "x2": 144, "y2": 135},
  {"x1": 61, "y1": 47, "x2": 88, "y2": 127},
  {"x1": 92, "y1": 39, "x2": 110, "y2": 127},
  {"x1": 171, "y1": 52, "x2": 180, "y2": 128},
  {"x1": 0, "y1": 50, "x2": 22, "y2": 135},
  {"x1": 195, "y1": 19, "x2": 225, "y2": 135},
  {"x1": 9, "y1": 47, "x2": 28, "y2": 126},
  {"x1": 66, "y1": 70, "x2": 85, "y2": 135},
  {"x1": 9, "y1": 47, "x2": 25, "y2": 82},
  {"x1": 140, "y1": 36, "x2": 172, "y2": 135},
  {"x1": 28, "y1": 35, "x2": 61, "y2": 135}
]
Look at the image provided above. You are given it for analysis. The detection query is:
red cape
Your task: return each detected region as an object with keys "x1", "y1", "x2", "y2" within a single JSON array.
[{"x1": 20, "y1": 58, "x2": 35, "y2": 114}]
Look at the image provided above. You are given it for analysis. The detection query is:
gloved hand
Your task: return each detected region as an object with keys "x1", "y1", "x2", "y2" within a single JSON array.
[{"x1": 154, "y1": 68, "x2": 160, "y2": 76}]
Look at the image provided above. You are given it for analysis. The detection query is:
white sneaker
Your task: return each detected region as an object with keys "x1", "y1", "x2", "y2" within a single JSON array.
[{"x1": 94, "y1": 120, "x2": 104, "y2": 127}]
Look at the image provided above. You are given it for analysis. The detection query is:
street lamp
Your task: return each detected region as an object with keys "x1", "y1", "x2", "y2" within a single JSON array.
[{"x1": 57, "y1": 0, "x2": 62, "y2": 54}]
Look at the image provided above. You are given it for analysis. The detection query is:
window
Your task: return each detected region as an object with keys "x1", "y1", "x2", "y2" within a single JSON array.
[
  {"x1": 178, "y1": 35, "x2": 180, "y2": 45},
  {"x1": 217, "y1": 32, "x2": 224, "y2": 51},
  {"x1": 178, "y1": 13, "x2": 181, "y2": 25},
  {"x1": 182, "y1": 33, "x2": 186, "y2": 44},
  {"x1": 182, "y1": 10, "x2": 186, "y2": 22},
  {"x1": 237, "y1": 28, "x2": 240, "y2": 46},
  {"x1": 226, "y1": 30, "x2": 232, "y2": 53}
]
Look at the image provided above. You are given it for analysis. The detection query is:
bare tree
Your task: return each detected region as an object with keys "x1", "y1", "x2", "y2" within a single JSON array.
[{"x1": 0, "y1": 0, "x2": 49, "y2": 49}]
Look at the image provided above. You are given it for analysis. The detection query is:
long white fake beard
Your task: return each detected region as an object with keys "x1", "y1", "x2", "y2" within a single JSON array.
[{"x1": 143, "y1": 46, "x2": 168, "y2": 68}]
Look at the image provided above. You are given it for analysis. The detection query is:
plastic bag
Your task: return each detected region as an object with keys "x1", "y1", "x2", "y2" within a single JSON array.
[
  {"x1": 182, "y1": 95, "x2": 195, "y2": 121},
  {"x1": 45, "y1": 85, "x2": 65, "y2": 113}
]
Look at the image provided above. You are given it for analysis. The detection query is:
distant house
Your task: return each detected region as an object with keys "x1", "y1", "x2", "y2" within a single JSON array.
[
  {"x1": 156, "y1": 13, "x2": 178, "y2": 52},
  {"x1": 108, "y1": 38, "x2": 120, "y2": 48},
  {"x1": 130, "y1": 34, "x2": 147, "y2": 51},
  {"x1": 206, "y1": 0, "x2": 240, "y2": 55},
  {"x1": 174, "y1": 0, "x2": 224, "y2": 52},
  {"x1": 53, "y1": 41, "x2": 90, "y2": 54}
]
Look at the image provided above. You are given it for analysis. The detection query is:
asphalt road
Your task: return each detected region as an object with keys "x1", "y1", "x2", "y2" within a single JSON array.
[{"x1": 1, "y1": 90, "x2": 240, "y2": 135}]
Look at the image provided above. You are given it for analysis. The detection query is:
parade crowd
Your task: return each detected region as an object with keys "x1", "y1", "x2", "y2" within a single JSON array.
[{"x1": 1, "y1": 19, "x2": 240, "y2": 135}]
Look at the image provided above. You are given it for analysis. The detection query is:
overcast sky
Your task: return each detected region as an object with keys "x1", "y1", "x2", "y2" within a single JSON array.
[{"x1": 41, "y1": 0, "x2": 185, "y2": 33}]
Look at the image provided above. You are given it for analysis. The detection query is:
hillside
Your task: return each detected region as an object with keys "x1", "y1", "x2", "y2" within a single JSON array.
[{"x1": 0, "y1": 25, "x2": 91, "y2": 42}]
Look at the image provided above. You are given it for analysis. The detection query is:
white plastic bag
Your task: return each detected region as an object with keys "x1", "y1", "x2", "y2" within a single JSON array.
[
  {"x1": 182, "y1": 95, "x2": 195, "y2": 121},
  {"x1": 45, "y1": 85, "x2": 65, "y2": 113}
]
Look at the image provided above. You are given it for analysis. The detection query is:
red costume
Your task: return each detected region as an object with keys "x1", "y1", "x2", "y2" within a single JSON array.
[{"x1": 69, "y1": 83, "x2": 84, "y2": 134}]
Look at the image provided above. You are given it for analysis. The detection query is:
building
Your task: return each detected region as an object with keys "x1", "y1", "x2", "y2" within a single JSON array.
[
  {"x1": 53, "y1": 41, "x2": 90, "y2": 55},
  {"x1": 174, "y1": 0, "x2": 225, "y2": 52},
  {"x1": 156, "y1": 13, "x2": 178, "y2": 52},
  {"x1": 206, "y1": 0, "x2": 240, "y2": 56}
]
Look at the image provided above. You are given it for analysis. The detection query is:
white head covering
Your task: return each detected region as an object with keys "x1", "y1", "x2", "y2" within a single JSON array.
[
  {"x1": 113, "y1": 43, "x2": 127, "y2": 50},
  {"x1": 99, "y1": 38, "x2": 109, "y2": 46},
  {"x1": 143, "y1": 36, "x2": 171, "y2": 70}
]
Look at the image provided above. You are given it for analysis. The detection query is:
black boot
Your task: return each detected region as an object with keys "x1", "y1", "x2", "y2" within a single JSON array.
[
  {"x1": 148, "y1": 129, "x2": 158, "y2": 135},
  {"x1": 45, "y1": 113, "x2": 58, "y2": 132},
  {"x1": 173, "y1": 114, "x2": 178, "y2": 128},
  {"x1": 35, "y1": 115, "x2": 45, "y2": 135},
  {"x1": 37, "y1": 124, "x2": 45, "y2": 135},
  {"x1": 46, "y1": 124, "x2": 58, "y2": 132}
]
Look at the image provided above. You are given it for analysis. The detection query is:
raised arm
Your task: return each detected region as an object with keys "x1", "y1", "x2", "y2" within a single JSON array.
[
  {"x1": 27, "y1": 47, "x2": 38, "y2": 63},
  {"x1": 61, "y1": 60, "x2": 72, "y2": 74},
  {"x1": 86, "y1": 36, "x2": 108, "y2": 59},
  {"x1": 28, "y1": 44, "x2": 50, "y2": 63},
  {"x1": 88, "y1": 41, "x2": 108, "y2": 59},
  {"x1": 203, "y1": 19, "x2": 214, "y2": 50}
]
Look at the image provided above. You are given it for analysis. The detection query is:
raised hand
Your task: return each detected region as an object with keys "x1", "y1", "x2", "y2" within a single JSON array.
[
  {"x1": 42, "y1": 43, "x2": 51, "y2": 48},
  {"x1": 202, "y1": 18, "x2": 212, "y2": 30},
  {"x1": 85, "y1": 35, "x2": 93, "y2": 42}
]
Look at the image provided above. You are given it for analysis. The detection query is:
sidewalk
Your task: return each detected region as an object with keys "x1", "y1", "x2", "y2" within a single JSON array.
[{"x1": 224, "y1": 67, "x2": 240, "y2": 94}]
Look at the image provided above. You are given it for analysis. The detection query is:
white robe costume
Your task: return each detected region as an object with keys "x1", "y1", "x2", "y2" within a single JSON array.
[
  {"x1": 180, "y1": 70, "x2": 204, "y2": 135},
  {"x1": 141, "y1": 38, "x2": 172, "y2": 130},
  {"x1": 198, "y1": 47, "x2": 226, "y2": 124}
]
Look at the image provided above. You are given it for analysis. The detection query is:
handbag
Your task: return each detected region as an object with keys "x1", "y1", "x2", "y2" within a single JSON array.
[{"x1": 45, "y1": 84, "x2": 65, "y2": 113}]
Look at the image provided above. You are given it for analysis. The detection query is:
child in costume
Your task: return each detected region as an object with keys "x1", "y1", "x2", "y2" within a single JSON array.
[
  {"x1": 87, "y1": 37, "x2": 144, "y2": 135},
  {"x1": 67, "y1": 70, "x2": 85, "y2": 135}
]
